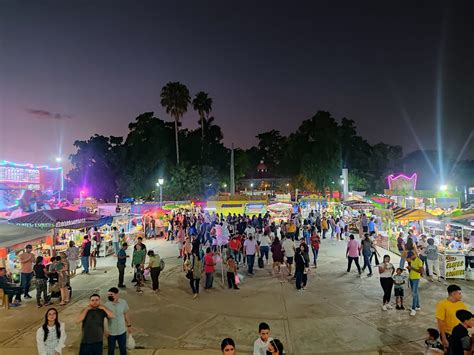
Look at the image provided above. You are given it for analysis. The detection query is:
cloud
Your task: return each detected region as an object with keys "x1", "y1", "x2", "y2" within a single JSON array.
[{"x1": 26, "y1": 108, "x2": 73, "y2": 120}]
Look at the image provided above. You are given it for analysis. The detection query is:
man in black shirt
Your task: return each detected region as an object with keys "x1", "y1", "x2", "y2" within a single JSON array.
[
  {"x1": 77, "y1": 293, "x2": 114, "y2": 355},
  {"x1": 449, "y1": 310, "x2": 474, "y2": 355}
]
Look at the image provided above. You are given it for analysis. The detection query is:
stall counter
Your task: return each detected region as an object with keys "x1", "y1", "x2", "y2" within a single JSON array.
[{"x1": 438, "y1": 252, "x2": 465, "y2": 279}]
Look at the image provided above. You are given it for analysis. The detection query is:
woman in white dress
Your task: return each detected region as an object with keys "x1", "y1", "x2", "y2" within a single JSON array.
[{"x1": 36, "y1": 308, "x2": 66, "y2": 355}]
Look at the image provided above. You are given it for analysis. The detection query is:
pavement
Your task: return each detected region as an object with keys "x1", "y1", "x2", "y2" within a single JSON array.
[{"x1": 1, "y1": 236, "x2": 473, "y2": 355}]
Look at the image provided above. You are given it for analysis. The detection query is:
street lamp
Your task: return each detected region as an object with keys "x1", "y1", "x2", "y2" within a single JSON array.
[
  {"x1": 157, "y1": 178, "x2": 164, "y2": 205},
  {"x1": 439, "y1": 184, "x2": 448, "y2": 191},
  {"x1": 55, "y1": 157, "x2": 62, "y2": 163},
  {"x1": 223, "y1": 183, "x2": 227, "y2": 193},
  {"x1": 79, "y1": 190, "x2": 86, "y2": 206},
  {"x1": 250, "y1": 183, "x2": 254, "y2": 196}
]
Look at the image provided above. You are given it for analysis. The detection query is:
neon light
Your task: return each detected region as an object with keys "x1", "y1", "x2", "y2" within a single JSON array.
[
  {"x1": 0, "y1": 160, "x2": 64, "y2": 192},
  {"x1": 386, "y1": 173, "x2": 417, "y2": 190}
]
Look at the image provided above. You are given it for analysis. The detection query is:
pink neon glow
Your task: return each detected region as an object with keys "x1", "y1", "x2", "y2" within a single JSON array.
[
  {"x1": 386, "y1": 173, "x2": 417, "y2": 190},
  {"x1": 0, "y1": 160, "x2": 62, "y2": 171}
]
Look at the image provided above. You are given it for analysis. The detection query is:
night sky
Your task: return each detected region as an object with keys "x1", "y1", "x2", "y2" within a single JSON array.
[{"x1": 1, "y1": 1, "x2": 473, "y2": 170}]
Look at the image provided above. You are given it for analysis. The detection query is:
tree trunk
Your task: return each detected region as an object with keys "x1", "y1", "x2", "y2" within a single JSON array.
[
  {"x1": 201, "y1": 114, "x2": 204, "y2": 141},
  {"x1": 174, "y1": 117, "x2": 180, "y2": 165}
]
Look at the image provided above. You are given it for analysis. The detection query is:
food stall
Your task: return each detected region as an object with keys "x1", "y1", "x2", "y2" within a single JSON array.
[
  {"x1": 0, "y1": 223, "x2": 54, "y2": 281},
  {"x1": 267, "y1": 202, "x2": 293, "y2": 223}
]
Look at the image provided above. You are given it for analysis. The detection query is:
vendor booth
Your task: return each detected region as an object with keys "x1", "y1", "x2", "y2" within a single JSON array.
[{"x1": 267, "y1": 202, "x2": 293, "y2": 223}]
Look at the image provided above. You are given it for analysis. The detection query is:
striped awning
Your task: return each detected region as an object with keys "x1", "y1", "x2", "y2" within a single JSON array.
[{"x1": 392, "y1": 207, "x2": 433, "y2": 221}]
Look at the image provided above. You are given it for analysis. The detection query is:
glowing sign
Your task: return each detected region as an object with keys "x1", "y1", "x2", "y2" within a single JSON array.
[
  {"x1": 387, "y1": 173, "x2": 417, "y2": 191},
  {"x1": 0, "y1": 166, "x2": 40, "y2": 184}
]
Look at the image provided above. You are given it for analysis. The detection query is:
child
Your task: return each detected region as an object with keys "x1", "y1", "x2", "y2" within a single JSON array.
[
  {"x1": 226, "y1": 255, "x2": 239, "y2": 290},
  {"x1": 392, "y1": 268, "x2": 407, "y2": 310},
  {"x1": 424, "y1": 328, "x2": 444, "y2": 354},
  {"x1": 449, "y1": 310, "x2": 474, "y2": 355},
  {"x1": 135, "y1": 264, "x2": 144, "y2": 294}
]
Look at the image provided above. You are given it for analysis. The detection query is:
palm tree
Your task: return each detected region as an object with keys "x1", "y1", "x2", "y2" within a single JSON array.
[
  {"x1": 192, "y1": 91, "x2": 213, "y2": 140},
  {"x1": 160, "y1": 82, "x2": 191, "y2": 165}
]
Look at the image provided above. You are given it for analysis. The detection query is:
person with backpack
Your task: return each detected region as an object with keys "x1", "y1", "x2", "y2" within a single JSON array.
[
  {"x1": 426, "y1": 238, "x2": 440, "y2": 282},
  {"x1": 407, "y1": 254, "x2": 424, "y2": 316}
]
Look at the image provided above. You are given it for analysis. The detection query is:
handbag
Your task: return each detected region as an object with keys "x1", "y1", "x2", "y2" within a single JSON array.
[
  {"x1": 127, "y1": 333, "x2": 136, "y2": 350},
  {"x1": 234, "y1": 274, "x2": 240, "y2": 285},
  {"x1": 186, "y1": 270, "x2": 193, "y2": 280}
]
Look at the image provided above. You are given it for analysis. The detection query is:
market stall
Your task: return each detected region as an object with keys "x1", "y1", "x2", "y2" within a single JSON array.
[{"x1": 267, "y1": 202, "x2": 293, "y2": 223}]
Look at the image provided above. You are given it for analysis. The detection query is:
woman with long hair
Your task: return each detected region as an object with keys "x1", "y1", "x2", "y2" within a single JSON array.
[
  {"x1": 267, "y1": 339, "x2": 284, "y2": 354},
  {"x1": 221, "y1": 337, "x2": 236, "y2": 354},
  {"x1": 36, "y1": 308, "x2": 66, "y2": 355},
  {"x1": 270, "y1": 236, "x2": 284, "y2": 276},
  {"x1": 57, "y1": 253, "x2": 70, "y2": 306},
  {"x1": 147, "y1": 250, "x2": 162, "y2": 293}
]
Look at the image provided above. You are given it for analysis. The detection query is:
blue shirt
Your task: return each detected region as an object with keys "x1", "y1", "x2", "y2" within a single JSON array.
[
  {"x1": 117, "y1": 249, "x2": 127, "y2": 266},
  {"x1": 368, "y1": 221, "x2": 375, "y2": 233}
]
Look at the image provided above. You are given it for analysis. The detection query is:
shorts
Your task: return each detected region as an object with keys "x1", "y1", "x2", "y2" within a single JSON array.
[
  {"x1": 394, "y1": 288, "x2": 404, "y2": 297},
  {"x1": 286, "y1": 257, "x2": 294, "y2": 265}
]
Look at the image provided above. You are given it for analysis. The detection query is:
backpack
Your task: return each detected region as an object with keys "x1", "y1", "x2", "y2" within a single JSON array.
[{"x1": 159, "y1": 258, "x2": 165, "y2": 271}]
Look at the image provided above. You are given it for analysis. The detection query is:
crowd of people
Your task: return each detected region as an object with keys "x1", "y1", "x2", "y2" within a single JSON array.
[{"x1": 1, "y1": 207, "x2": 474, "y2": 354}]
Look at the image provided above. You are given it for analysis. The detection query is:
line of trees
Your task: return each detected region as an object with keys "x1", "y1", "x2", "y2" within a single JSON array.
[{"x1": 67, "y1": 81, "x2": 473, "y2": 201}]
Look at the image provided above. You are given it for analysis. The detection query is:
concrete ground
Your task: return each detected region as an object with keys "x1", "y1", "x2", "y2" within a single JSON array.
[{"x1": 1, "y1": 237, "x2": 473, "y2": 355}]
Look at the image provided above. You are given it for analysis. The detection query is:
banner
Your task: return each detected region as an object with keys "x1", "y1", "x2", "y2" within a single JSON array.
[{"x1": 439, "y1": 254, "x2": 465, "y2": 279}]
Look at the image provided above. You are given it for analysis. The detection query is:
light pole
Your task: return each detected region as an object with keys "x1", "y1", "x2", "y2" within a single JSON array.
[
  {"x1": 79, "y1": 190, "x2": 86, "y2": 207},
  {"x1": 250, "y1": 183, "x2": 254, "y2": 196},
  {"x1": 223, "y1": 183, "x2": 227, "y2": 193},
  {"x1": 286, "y1": 183, "x2": 289, "y2": 194},
  {"x1": 157, "y1": 178, "x2": 164, "y2": 205}
]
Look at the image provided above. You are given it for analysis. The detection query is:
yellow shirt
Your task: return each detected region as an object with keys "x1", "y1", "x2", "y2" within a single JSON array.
[
  {"x1": 408, "y1": 257, "x2": 423, "y2": 280},
  {"x1": 435, "y1": 299, "x2": 468, "y2": 335}
]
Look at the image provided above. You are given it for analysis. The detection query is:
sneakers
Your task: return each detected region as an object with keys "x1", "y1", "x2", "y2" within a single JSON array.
[
  {"x1": 193, "y1": 294, "x2": 198, "y2": 299},
  {"x1": 367, "y1": 273, "x2": 373, "y2": 277},
  {"x1": 395, "y1": 305, "x2": 400, "y2": 310},
  {"x1": 410, "y1": 309, "x2": 416, "y2": 316},
  {"x1": 415, "y1": 307, "x2": 421, "y2": 311},
  {"x1": 386, "y1": 304, "x2": 393, "y2": 310},
  {"x1": 382, "y1": 305, "x2": 388, "y2": 311},
  {"x1": 400, "y1": 305, "x2": 405, "y2": 310}
]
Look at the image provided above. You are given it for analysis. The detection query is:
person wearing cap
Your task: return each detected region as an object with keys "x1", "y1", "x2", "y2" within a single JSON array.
[
  {"x1": 448, "y1": 309, "x2": 473, "y2": 355},
  {"x1": 18, "y1": 244, "x2": 36, "y2": 299},
  {"x1": 435, "y1": 284, "x2": 468, "y2": 350}
]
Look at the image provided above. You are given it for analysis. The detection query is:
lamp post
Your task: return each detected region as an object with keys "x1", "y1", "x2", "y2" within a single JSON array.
[
  {"x1": 286, "y1": 183, "x2": 289, "y2": 194},
  {"x1": 223, "y1": 183, "x2": 227, "y2": 193},
  {"x1": 79, "y1": 190, "x2": 86, "y2": 207},
  {"x1": 250, "y1": 183, "x2": 254, "y2": 196},
  {"x1": 157, "y1": 178, "x2": 164, "y2": 205}
]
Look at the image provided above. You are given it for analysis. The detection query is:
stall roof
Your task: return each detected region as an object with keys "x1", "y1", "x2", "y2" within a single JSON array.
[
  {"x1": 393, "y1": 207, "x2": 433, "y2": 221},
  {"x1": 0, "y1": 223, "x2": 49, "y2": 248},
  {"x1": 8, "y1": 209, "x2": 94, "y2": 229}
]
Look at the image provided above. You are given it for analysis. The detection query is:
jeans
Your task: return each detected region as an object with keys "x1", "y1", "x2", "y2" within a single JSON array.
[
  {"x1": 419, "y1": 255, "x2": 429, "y2": 276},
  {"x1": 312, "y1": 248, "x2": 319, "y2": 265},
  {"x1": 190, "y1": 278, "x2": 200, "y2": 294},
  {"x1": 20, "y1": 272, "x2": 33, "y2": 296},
  {"x1": 79, "y1": 341, "x2": 103, "y2": 355},
  {"x1": 247, "y1": 254, "x2": 256, "y2": 274},
  {"x1": 117, "y1": 264, "x2": 125, "y2": 286},
  {"x1": 150, "y1": 267, "x2": 161, "y2": 290},
  {"x1": 347, "y1": 256, "x2": 361, "y2": 273},
  {"x1": 36, "y1": 279, "x2": 49, "y2": 305},
  {"x1": 205, "y1": 272, "x2": 214, "y2": 289},
  {"x1": 362, "y1": 252, "x2": 372, "y2": 274},
  {"x1": 380, "y1": 277, "x2": 394, "y2": 303},
  {"x1": 295, "y1": 270, "x2": 307, "y2": 289},
  {"x1": 322, "y1": 229, "x2": 327, "y2": 239},
  {"x1": 260, "y1": 246, "x2": 269, "y2": 261},
  {"x1": 230, "y1": 250, "x2": 240, "y2": 264},
  {"x1": 399, "y1": 254, "x2": 405, "y2": 269},
  {"x1": 108, "y1": 332, "x2": 127, "y2": 355},
  {"x1": 409, "y1": 278, "x2": 420, "y2": 310},
  {"x1": 82, "y1": 256, "x2": 90, "y2": 273},
  {"x1": 113, "y1": 242, "x2": 120, "y2": 255}
]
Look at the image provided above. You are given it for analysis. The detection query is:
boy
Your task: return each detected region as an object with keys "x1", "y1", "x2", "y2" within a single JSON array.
[
  {"x1": 135, "y1": 264, "x2": 144, "y2": 294},
  {"x1": 253, "y1": 322, "x2": 273, "y2": 355},
  {"x1": 449, "y1": 310, "x2": 474, "y2": 355},
  {"x1": 226, "y1": 255, "x2": 239, "y2": 290},
  {"x1": 425, "y1": 328, "x2": 444, "y2": 353},
  {"x1": 392, "y1": 268, "x2": 407, "y2": 310}
]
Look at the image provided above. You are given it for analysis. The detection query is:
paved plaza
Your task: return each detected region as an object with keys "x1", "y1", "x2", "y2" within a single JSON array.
[{"x1": 1, "y1": 237, "x2": 473, "y2": 355}]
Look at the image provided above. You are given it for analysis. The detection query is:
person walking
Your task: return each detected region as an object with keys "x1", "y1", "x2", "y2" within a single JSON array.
[
  {"x1": 131, "y1": 244, "x2": 145, "y2": 283},
  {"x1": 226, "y1": 255, "x2": 239, "y2": 290},
  {"x1": 57, "y1": 252, "x2": 70, "y2": 306},
  {"x1": 77, "y1": 294, "x2": 114, "y2": 355},
  {"x1": 147, "y1": 250, "x2": 161, "y2": 293},
  {"x1": 18, "y1": 244, "x2": 35, "y2": 299},
  {"x1": 80, "y1": 236, "x2": 92, "y2": 274},
  {"x1": 185, "y1": 253, "x2": 202, "y2": 298},
  {"x1": 435, "y1": 284, "x2": 468, "y2": 351},
  {"x1": 111, "y1": 227, "x2": 120, "y2": 256},
  {"x1": 406, "y1": 254, "x2": 423, "y2": 316},
  {"x1": 361, "y1": 234, "x2": 373, "y2": 276},
  {"x1": 34, "y1": 256, "x2": 51, "y2": 308},
  {"x1": 257, "y1": 231, "x2": 271, "y2": 265},
  {"x1": 281, "y1": 236, "x2": 295, "y2": 277},
  {"x1": 36, "y1": 308, "x2": 66, "y2": 355},
  {"x1": 346, "y1": 235, "x2": 362, "y2": 275},
  {"x1": 378, "y1": 255, "x2": 395, "y2": 311},
  {"x1": 204, "y1": 247, "x2": 215, "y2": 289},
  {"x1": 270, "y1": 237, "x2": 284, "y2": 276},
  {"x1": 65, "y1": 241, "x2": 80, "y2": 276},
  {"x1": 309, "y1": 230, "x2": 320, "y2": 267},
  {"x1": 426, "y1": 238, "x2": 440, "y2": 281},
  {"x1": 117, "y1": 243, "x2": 129, "y2": 288},
  {"x1": 321, "y1": 217, "x2": 329, "y2": 239},
  {"x1": 105, "y1": 287, "x2": 131, "y2": 355},
  {"x1": 295, "y1": 245, "x2": 309, "y2": 291},
  {"x1": 243, "y1": 235, "x2": 258, "y2": 275}
]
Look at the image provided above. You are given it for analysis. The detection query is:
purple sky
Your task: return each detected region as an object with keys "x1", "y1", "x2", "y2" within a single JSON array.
[{"x1": 1, "y1": 1, "x2": 473, "y2": 172}]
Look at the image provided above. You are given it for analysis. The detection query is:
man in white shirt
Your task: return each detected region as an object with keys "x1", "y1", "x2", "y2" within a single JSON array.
[
  {"x1": 111, "y1": 227, "x2": 120, "y2": 255},
  {"x1": 245, "y1": 224, "x2": 256, "y2": 237},
  {"x1": 253, "y1": 322, "x2": 273, "y2": 355},
  {"x1": 243, "y1": 235, "x2": 258, "y2": 275},
  {"x1": 281, "y1": 237, "x2": 295, "y2": 276}
]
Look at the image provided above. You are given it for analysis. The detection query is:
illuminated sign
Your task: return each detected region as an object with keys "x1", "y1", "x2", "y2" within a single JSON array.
[
  {"x1": 387, "y1": 173, "x2": 417, "y2": 191},
  {"x1": 0, "y1": 166, "x2": 40, "y2": 184}
]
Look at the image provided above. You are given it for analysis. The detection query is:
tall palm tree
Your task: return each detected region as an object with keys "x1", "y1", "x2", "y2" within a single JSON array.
[
  {"x1": 192, "y1": 91, "x2": 213, "y2": 140},
  {"x1": 160, "y1": 82, "x2": 191, "y2": 165}
]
